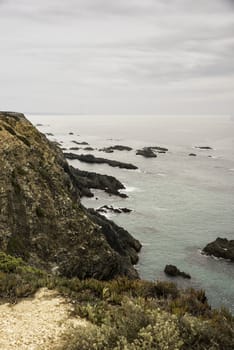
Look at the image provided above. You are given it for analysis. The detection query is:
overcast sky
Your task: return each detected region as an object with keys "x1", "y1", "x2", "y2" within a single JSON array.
[{"x1": 0, "y1": 0, "x2": 234, "y2": 115}]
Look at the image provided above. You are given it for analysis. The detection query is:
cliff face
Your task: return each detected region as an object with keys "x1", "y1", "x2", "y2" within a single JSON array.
[{"x1": 0, "y1": 112, "x2": 140, "y2": 279}]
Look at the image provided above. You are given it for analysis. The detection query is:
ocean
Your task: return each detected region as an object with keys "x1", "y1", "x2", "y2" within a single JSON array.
[{"x1": 28, "y1": 114, "x2": 234, "y2": 313}]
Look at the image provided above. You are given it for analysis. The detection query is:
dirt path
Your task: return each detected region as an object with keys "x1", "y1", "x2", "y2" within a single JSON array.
[{"x1": 0, "y1": 288, "x2": 88, "y2": 350}]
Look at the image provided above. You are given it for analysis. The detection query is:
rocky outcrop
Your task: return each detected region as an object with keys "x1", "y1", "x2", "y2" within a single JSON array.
[
  {"x1": 64, "y1": 153, "x2": 138, "y2": 170},
  {"x1": 72, "y1": 141, "x2": 89, "y2": 145},
  {"x1": 67, "y1": 166, "x2": 128, "y2": 198},
  {"x1": 97, "y1": 205, "x2": 132, "y2": 214},
  {"x1": 203, "y1": 238, "x2": 234, "y2": 262},
  {"x1": 151, "y1": 146, "x2": 168, "y2": 152},
  {"x1": 136, "y1": 147, "x2": 157, "y2": 158},
  {"x1": 195, "y1": 146, "x2": 212, "y2": 150},
  {"x1": 0, "y1": 111, "x2": 140, "y2": 280},
  {"x1": 164, "y1": 265, "x2": 191, "y2": 279},
  {"x1": 87, "y1": 209, "x2": 141, "y2": 272},
  {"x1": 136, "y1": 146, "x2": 168, "y2": 158},
  {"x1": 99, "y1": 145, "x2": 132, "y2": 153}
]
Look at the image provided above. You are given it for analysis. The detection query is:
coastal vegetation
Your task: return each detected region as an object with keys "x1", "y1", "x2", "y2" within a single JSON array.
[{"x1": 0, "y1": 252, "x2": 233, "y2": 349}]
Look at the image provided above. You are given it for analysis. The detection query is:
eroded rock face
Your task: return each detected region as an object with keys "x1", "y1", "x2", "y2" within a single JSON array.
[
  {"x1": 203, "y1": 238, "x2": 234, "y2": 262},
  {"x1": 0, "y1": 112, "x2": 140, "y2": 279}
]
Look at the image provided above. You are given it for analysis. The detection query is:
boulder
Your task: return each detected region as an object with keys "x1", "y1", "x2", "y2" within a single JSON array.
[
  {"x1": 164, "y1": 265, "x2": 191, "y2": 279},
  {"x1": 203, "y1": 238, "x2": 234, "y2": 261}
]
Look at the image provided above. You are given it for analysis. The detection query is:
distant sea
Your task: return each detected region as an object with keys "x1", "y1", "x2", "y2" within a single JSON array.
[{"x1": 29, "y1": 114, "x2": 234, "y2": 313}]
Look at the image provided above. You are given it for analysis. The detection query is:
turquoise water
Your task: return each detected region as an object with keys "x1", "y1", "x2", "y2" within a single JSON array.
[{"x1": 29, "y1": 114, "x2": 234, "y2": 312}]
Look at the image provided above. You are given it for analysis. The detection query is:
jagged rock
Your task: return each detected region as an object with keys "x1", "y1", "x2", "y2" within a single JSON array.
[
  {"x1": 203, "y1": 238, "x2": 234, "y2": 262},
  {"x1": 164, "y1": 265, "x2": 191, "y2": 279},
  {"x1": 97, "y1": 205, "x2": 132, "y2": 214},
  {"x1": 0, "y1": 111, "x2": 140, "y2": 280},
  {"x1": 136, "y1": 147, "x2": 157, "y2": 158},
  {"x1": 64, "y1": 153, "x2": 138, "y2": 170},
  {"x1": 88, "y1": 209, "x2": 141, "y2": 270},
  {"x1": 100, "y1": 145, "x2": 132, "y2": 153},
  {"x1": 67, "y1": 166, "x2": 128, "y2": 198}
]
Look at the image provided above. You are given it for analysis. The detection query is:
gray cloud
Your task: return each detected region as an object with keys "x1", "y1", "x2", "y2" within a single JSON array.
[{"x1": 0, "y1": 0, "x2": 233, "y2": 114}]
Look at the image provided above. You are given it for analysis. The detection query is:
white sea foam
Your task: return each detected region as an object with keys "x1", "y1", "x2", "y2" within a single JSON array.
[{"x1": 120, "y1": 186, "x2": 137, "y2": 193}]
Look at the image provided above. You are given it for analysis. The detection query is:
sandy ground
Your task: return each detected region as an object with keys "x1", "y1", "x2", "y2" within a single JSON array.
[{"x1": 0, "y1": 288, "x2": 88, "y2": 350}]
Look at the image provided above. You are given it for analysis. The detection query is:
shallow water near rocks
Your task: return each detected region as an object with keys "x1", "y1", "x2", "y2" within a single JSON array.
[{"x1": 29, "y1": 114, "x2": 234, "y2": 313}]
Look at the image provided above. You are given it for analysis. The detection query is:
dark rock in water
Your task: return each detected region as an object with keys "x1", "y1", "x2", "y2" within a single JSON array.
[
  {"x1": 164, "y1": 265, "x2": 191, "y2": 279},
  {"x1": 203, "y1": 238, "x2": 234, "y2": 262},
  {"x1": 88, "y1": 209, "x2": 141, "y2": 271},
  {"x1": 84, "y1": 147, "x2": 95, "y2": 151},
  {"x1": 68, "y1": 166, "x2": 128, "y2": 198},
  {"x1": 151, "y1": 146, "x2": 168, "y2": 152},
  {"x1": 195, "y1": 146, "x2": 213, "y2": 150},
  {"x1": 72, "y1": 140, "x2": 89, "y2": 145},
  {"x1": 69, "y1": 132, "x2": 74, "y2": 135},
  {"x1": 136, "y1": 147, "x2": 157, "y2": 158},
  {"x1": 100, "y1": 145, "x2": 132, "y2": 153},
  {"x1": 69, "y1": 147, "x2": 80, "y2": 151},
  {"x1": 0, "y1": 111, "x2": 140, "y2": 280},
  {"x1": 45, "y1": 133, "x2": 54, "y2": 136},
  {"x1": 189, "y1": 153, "x2": 197, "y2": 156},
  {"x1": 62, "y1": 148, "x2": 67, "y2": 151},
  {"x1": 36, "y1": 123, "x2": 44, "y2": 127},
  {"x1": 64, "y1": 153, "x2": 138, "y2": 170},
  {"x1": 97, "y1": 205, "x2": 132, "y2": 214}
]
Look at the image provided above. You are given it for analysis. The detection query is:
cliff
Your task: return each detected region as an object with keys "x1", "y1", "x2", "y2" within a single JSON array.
[{"x1": 0, "y1": 111, "x2": 140, "y2": 279}]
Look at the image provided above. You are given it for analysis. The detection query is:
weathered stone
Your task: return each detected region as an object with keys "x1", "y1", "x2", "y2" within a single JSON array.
[
  {"x1": 164, "y1": 265, "x2": 191, "y2": 279},
  {"x1": 203, "y1": 238, "x2": 234, "y2": 262}
]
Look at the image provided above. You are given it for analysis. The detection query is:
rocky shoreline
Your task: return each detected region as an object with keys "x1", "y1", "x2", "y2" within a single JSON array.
[
  {"x1": 64, "y1": 152, "x2": 138, "y2": 170},
  {"x1": 0, "y1": 112, "x2": 140, "y2": 280}
]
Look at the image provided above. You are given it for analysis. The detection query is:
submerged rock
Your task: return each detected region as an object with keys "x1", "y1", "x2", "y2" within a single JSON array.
[
  {"x1": 195, "y1": 146, "x2": 213, "y2": 150},
  {"x1": 136, "y1": 147, "x2": 157, "y2": 158},
  {"x1": 72, "y1": 140, "x2": 89, "y2": 145},
  {"x1": 84, "y1": 147, "x2": 95, "y2": 151},
  {"x1": 0, "y1": 111, "x2": 140, "y2": 280},
  {"x1": 189, "y1": 153, "x2": 197, "y2": 156},
  {"x1": 100, "y1": 145, "x2": 132, "y2": 153},
  {"x1": 203, "y1": 237, "x2": 234, "y2": 262},
  {"x1": 64, "y1": 153, "x2": 138, "y2": 170},
  {"x1": 164, "y1": 265, "x2": 191, "y2": 279},
  {"x1": 151, "y1": 146, "x2": 168, "y2": 152},
  {"x1": 97, "y1": 205, "x2": 132, "y2": 214}
]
